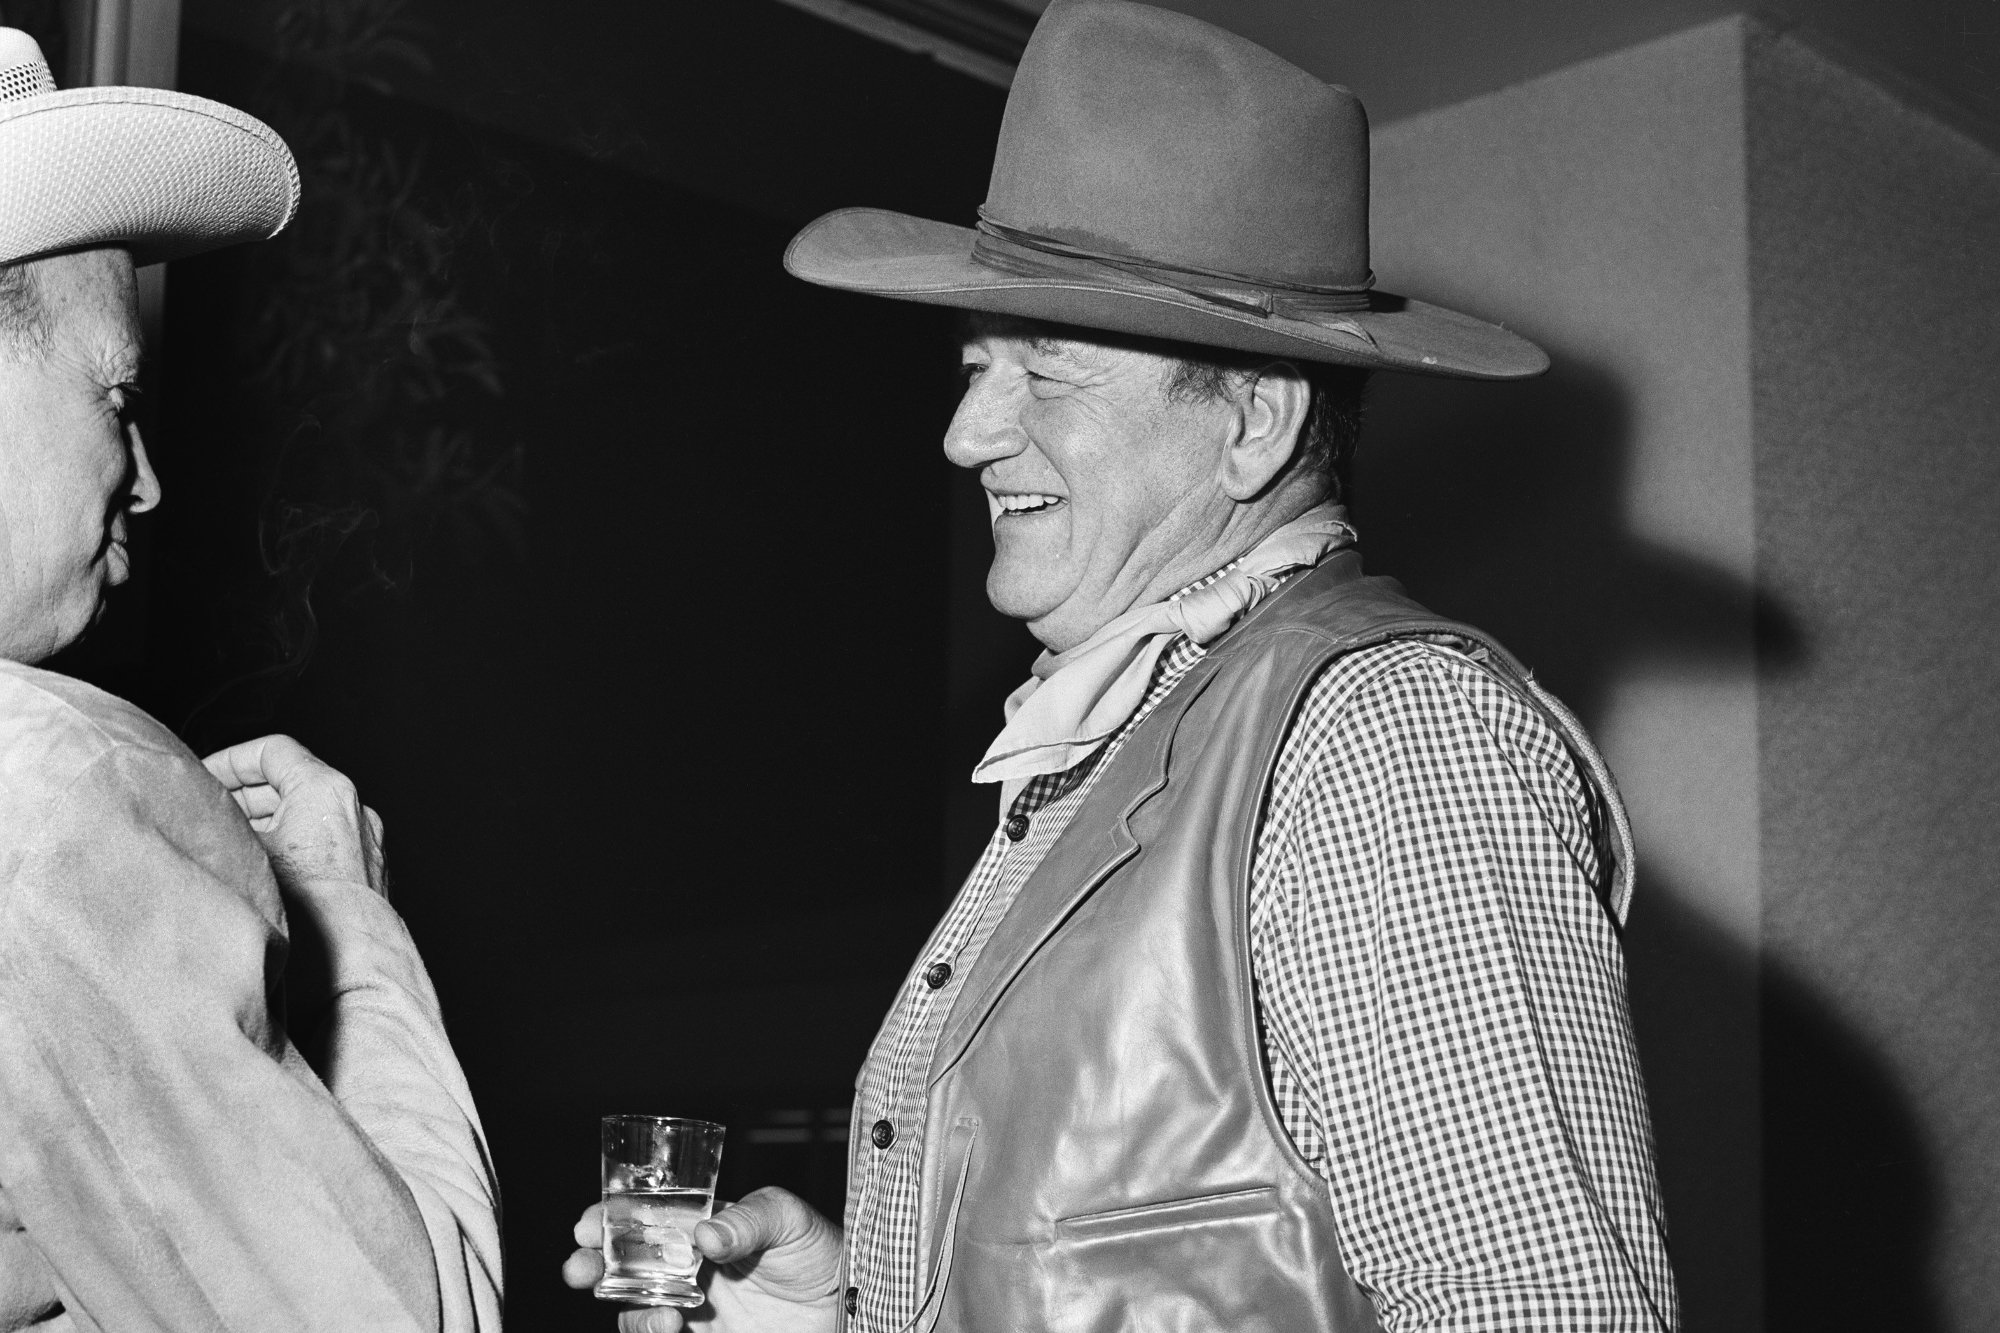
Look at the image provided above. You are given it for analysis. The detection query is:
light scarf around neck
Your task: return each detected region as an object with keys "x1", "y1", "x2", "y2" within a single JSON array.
[{"x1": 975, "y1": 503, "x2": 1358, "y2": 810}]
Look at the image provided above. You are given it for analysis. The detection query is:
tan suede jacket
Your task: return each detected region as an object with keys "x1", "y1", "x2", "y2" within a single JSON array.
[{"x1": 0, "y1": 661, "x2": 501, "y2": 1332}]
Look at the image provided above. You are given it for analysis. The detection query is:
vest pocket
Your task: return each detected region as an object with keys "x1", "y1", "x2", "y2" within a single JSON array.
[
  {"x1": 1054, "y1": 1185, "x2": 1278, "y2": 1239},
  {"x1": 905, "y1": 1117, "x2": 978, "y2": 1333},
  {"x1": 1048, "y1": 1187, "x2": 1308, "y2": 1333}
]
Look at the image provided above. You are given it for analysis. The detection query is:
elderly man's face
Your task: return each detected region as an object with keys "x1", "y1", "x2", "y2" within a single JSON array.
[
  {"x1": 947, "y1": 318, "x2": 1242, "y2": 652},
  {"x1": 0, "y1": 248, "x2": 157, "y2": 663}
]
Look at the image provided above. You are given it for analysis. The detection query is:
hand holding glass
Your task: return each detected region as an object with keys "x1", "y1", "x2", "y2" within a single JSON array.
[{"x1": 595, "y1": 1115, "x2": 727, "y2": 1308}]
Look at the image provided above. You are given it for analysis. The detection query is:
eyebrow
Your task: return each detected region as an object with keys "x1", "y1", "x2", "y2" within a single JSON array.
[
  {"x1": 1001, "y1": 326, "x2": 1090, "y2": 369},
  {"x1": 1030, "y1": 340, "x2": 1104, "y2": 381}
]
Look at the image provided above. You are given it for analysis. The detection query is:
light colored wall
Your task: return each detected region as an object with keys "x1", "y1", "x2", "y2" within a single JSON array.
[
  {"x1": 1747, "y1": 25, "x2": 2000, "y2": 1329},
  {"x1": 1360, "y1": 21, "x2": 1763, "y2": 1329},
  {"x1": 1101, "y1": 0, "x2": 2000, "y2": 159},
  {"x1": 1365, "y1": 14, "x2": 2000, "y2": 1329}
]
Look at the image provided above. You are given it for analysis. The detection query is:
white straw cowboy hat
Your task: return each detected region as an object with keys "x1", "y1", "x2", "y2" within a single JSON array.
[
  {"x1": 0, "y1": 27, "x2": 297, "y2": 267},
  {"x1": 787, "y1": 0, "x2": 1546, "y2": 380}
]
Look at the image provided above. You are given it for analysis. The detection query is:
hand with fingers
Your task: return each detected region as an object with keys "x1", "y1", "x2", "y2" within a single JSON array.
[
  {"x1": 565, "y1": 1187, "x2": 844, "y2": 1333},
  {"x1": 201, "y1": 735, "x2": 387, "y2": 897}
]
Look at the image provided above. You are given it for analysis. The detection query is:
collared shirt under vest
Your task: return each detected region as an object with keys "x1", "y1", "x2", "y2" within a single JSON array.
[{"x1": 841, "y1": 551, "x2": 1678, "y2": 1333}]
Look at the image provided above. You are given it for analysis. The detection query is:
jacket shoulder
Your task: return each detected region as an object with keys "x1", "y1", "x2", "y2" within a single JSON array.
[
  {"x1": 0, "y1": 662, "x2": 202, "y2": 818},
  {"x1": 1218, "y1": 551, "x2": 1523, "y2": 676}
]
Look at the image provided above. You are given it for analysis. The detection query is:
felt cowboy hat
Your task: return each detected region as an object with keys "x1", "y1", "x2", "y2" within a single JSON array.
[
  {"x1": 786, "y1": 0, "x2": 1545, "y2": 380},
  {"x1": 0, "y1": 27, "x2": 297, "y2": 268}
]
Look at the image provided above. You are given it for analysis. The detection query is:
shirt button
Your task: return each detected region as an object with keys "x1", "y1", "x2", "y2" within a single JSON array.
[
  {"x1": 924, "y1": 962, "x2": 953, "y2": 990},
  {"x1": 845, "y1": 1286, "x2": 859, "y2": 1315},
  {"x1": 1004, "y1": 813, "x2": 1030, "y2": 841},
  {"x1": 870, "y1": 1118, "x2": 896, "y2": 1149}
]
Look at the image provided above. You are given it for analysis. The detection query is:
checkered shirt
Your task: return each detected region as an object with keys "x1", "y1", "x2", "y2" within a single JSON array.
[{"x1": 843, "y1": 591, "x2": 1677, "y2": 1332}]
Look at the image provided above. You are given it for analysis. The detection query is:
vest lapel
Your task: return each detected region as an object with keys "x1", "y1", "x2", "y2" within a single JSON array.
[
  {"x1": 927, "y1": 659, "x2": 1223, "y2": 1088},
  {"x1": 922, "y1": 560, "x2": 1349, "y2": 1089}
]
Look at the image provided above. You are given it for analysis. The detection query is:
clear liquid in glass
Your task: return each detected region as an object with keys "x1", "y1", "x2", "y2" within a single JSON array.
[{"x1": 596, "y1": 1187, "x2": 713, "y2": 1306}]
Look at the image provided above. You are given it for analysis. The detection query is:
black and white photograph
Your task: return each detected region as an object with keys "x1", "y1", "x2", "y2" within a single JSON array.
[{"x1": 0, "y1": 0, "x2": 1991, "y2": 1329}]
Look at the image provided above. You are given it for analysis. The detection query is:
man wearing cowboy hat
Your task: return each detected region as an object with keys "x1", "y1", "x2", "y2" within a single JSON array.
[
  {"x1": 566, "y1": 2, "x2": 1675, "y2": 1330},
  {"x1": 0, "y1": 29, "x2": 501, "y2": 1331}
]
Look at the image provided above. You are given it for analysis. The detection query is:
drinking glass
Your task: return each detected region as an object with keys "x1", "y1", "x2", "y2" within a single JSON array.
[{"x1": 595, "y1": 1114, "x2": 727, "y2": 1308}]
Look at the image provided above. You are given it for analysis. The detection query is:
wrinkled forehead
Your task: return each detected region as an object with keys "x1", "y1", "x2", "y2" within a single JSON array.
[
  {"x1": 2, "y1": 247, "x2": 142, "y2": 370},
  {"x1": 36, "y1": 247, "x2": 141, "y2": 332}
]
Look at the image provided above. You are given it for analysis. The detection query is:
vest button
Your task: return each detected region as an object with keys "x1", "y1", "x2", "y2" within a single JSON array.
[
  {"x1": 844, "y1": 1286, "x2": 859, "y2": 1315},
  {"x1": 924, "y1": 962, "x2": 953, "y2": 990},
  {"x1": 870, "y1": 1118, "x2": 896, "y2": 1149},
  {"x1": 1004, "y1": 813, "x2": 1030, "y2": 841}
]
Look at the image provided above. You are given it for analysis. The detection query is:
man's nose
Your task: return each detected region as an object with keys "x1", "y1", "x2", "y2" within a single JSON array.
[
  {"x1": 942, "y1": 380, "x2": 1029, "y2": 470},
  {"x1": 127, "y1": 425, "x2": 161, "y2": 514}
]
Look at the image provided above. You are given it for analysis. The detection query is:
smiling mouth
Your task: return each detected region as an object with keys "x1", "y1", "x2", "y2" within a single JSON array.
[{"x1": 992, "y1": 492, "x2": 1066, "y2": 518}]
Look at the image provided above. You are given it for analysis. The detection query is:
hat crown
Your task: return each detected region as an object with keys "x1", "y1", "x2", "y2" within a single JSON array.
[
  {"x1": 0, "y1": 29, "x2": 56, "y2": 103},
  {"x1": 0, "y1": 28, "x2": 300, "y2": 270},
  {"x1": 983, "y1": 0, "x2": 1368, "y2": 290}
]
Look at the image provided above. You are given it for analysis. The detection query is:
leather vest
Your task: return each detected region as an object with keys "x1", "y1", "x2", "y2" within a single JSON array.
[{"x1": 865, "y1": 552, "x2": 1634, "y2": 1333}]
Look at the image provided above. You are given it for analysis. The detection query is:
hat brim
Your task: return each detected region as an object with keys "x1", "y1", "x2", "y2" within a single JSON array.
[
  {"x1": 0, "y1": 85, "x2": 298, "y2": 268},
  {"x1": 785, "y1": 208, "x2": 1547, "y2": 381}
]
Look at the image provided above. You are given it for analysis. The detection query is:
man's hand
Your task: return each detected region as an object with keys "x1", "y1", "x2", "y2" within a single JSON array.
[
  {"x1": 563, "y1": 1187, "x2": 843, "y2": 1333},
  {"x1": 202, "y1": 735, "x2": 386, "y2": 897}
]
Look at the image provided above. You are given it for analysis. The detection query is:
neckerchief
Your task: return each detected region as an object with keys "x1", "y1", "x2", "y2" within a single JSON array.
[{"x1": 975, "y1": 503, "x2": 1358, "y2": 809}]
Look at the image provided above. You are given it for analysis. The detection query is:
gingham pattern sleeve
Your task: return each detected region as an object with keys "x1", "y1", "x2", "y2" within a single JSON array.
[{"x1": 1249, "y1": 640, "x2": 1678, "y2": 1332}]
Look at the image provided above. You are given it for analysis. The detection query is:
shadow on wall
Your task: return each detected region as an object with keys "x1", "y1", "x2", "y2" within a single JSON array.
[
  {"x1": 1352, "y1": 356, "x2": 1939, "y2": 1330},
  {"x1": 1760, "y1": 944, "x2": 1942, "y2": 1331},
  {"x1": 1627, "y1": 884, "x2": 1944, "y2": 1333},
  {"x1": 1352, "y1": 358, "x2": 1802, "y2": 720}
]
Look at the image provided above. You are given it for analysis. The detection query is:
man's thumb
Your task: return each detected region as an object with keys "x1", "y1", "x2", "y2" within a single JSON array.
[
  {"x1": 692, "y1": 1213, "x2": 746, "y2": 1261},
  {"x1": 692, "y1": 1186, "x2": 821, "y2": 1263}
]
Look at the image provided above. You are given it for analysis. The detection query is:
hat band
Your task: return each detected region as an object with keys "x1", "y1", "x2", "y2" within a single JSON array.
[{"x1": 970, "y1": 214, "x2": 1374, "y2": 320}]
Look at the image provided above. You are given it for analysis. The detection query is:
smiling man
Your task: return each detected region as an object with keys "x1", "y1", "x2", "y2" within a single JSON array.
[
  {"x1": 566, "y1": 3, "x2": 1675, "y2": 1331},
  {"x1": 0, "y1": 29, "x2": 500, "y2": 1331},
  {"x1": 953, "y1": 315, "x2": 1366, "y2": 657}
]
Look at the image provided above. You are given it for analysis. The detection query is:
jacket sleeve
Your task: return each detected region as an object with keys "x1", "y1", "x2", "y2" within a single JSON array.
[
  {"x1": 284, "y1": 875, "x2": 505, "y2": 1333},
  {"x1": 0, "y1": 736, "x2": 498, "y2": 1332}
]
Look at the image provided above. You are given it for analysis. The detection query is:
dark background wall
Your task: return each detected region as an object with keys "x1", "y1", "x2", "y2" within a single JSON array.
[{"x1": 49, "y1": 4, "x2": 1009, "y2": 1327}]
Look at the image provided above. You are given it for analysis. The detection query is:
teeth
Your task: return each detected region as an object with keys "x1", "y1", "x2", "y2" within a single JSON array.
[{"x1": 995, "y1": 493, "x2": 1063, "y2": 513}]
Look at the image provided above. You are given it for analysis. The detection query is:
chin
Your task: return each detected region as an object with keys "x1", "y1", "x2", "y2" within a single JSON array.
[{"x1": 984, "y1": 563, "x2": 1068, "y2": 626}]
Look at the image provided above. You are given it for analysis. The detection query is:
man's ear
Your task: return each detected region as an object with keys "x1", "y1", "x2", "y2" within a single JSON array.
[{"x1": 1221, "y1": 361, "x2": 1311, "y2": 500}]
